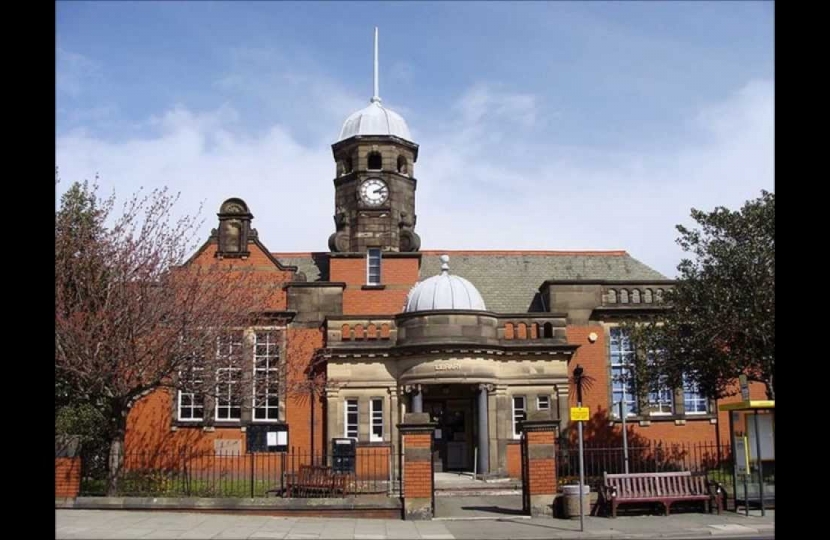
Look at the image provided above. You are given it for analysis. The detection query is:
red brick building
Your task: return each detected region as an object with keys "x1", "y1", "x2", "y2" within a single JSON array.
[{"x1": 124, "y1": 42, "x2": 767, "y2": 482}]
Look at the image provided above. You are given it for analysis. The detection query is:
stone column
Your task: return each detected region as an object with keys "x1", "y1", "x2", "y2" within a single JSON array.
[
  {"x1": 411, "y1": 385, "x2": 423, "y2": 413},
  {"x1": 325, "y1": 386, "x2": 341, "y2": 451},
  {"x1": 477, "y1": 383, "x2": 493, "y2": 475},
  {"x1": 398, "y1": 412, "x2": 436, "y2": 520},
  {"x1": 520, "y1": 411, "x2": 558, "y2": 517},
  {"x1": 557, "y1": 385, "x2": 570, "y2": 443}
]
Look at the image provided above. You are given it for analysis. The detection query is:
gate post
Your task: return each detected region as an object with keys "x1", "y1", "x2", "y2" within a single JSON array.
[
  {"x1": 397, "y1": 412, "x2": 436, "y2": 520},
  {"x1": 520, "y1": 411, "x2": 558, "y2": 517}
]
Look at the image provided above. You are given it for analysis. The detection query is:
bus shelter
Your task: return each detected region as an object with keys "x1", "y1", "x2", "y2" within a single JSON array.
[{"x1": 718, "y1": 400, "x2": 774, "y2": 515}]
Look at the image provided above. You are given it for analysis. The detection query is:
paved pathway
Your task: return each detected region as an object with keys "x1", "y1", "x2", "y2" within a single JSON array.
[{"x1": 56, "y1": 509, "x2": 775, "y2": 539}]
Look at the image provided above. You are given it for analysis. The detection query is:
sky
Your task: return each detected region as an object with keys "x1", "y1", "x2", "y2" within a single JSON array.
[{"x1": 56, "y1": 1, "x2": 774, "y2": 278}]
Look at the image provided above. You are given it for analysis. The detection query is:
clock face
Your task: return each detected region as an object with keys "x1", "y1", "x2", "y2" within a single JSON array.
[{"x1": 359, "y1": 178, "x2": 389, "y2": 207}]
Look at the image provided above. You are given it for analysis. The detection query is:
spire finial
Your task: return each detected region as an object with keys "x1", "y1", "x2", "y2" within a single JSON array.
[
  {"x1": 440, "y1": 254, "x2": 450, "y2": 274},
  {"x1": 371, "y1": 27, "x2": 381, "y2": 103}
]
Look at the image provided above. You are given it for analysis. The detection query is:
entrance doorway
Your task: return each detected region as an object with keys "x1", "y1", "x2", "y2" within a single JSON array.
[{"x1": 423, "y1": 384, "x2": 476, "y2": 472}]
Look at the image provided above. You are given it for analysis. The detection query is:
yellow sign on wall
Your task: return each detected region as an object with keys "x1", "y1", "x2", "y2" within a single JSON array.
[{"x1": 570, "y1": 407, "x2": 590, "y2": 421}]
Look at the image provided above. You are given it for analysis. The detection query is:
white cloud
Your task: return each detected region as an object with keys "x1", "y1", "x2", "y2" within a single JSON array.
[
  {"x1": 56, "y1": 75, "x2": 773, "y2": 279},
  {"x1": 56, "y1": 46, "x2": 101, "y2": 98}
]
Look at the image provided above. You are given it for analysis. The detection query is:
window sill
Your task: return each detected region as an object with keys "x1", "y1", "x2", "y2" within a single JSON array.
[
  {"x1": 361, "y1": 284, "x2": 386, "y2": 290},
  {"x1": 608, "y1": 413, "x2": 716, "y2": 424}
]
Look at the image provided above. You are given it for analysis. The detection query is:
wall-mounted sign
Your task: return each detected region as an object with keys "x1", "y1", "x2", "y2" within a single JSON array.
[
  {"x1": 435, "y1": 363, "x2": 461, "y2": 371},
  {"x1": 571, "y1": 407, "x2": 590, "y2": 421},
  {"x1": 247, "y1": 424, "x2": 289, "y2": 453}
]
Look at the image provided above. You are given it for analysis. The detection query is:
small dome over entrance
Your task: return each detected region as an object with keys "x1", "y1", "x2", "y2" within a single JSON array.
[{"x1": 404, "y1": 255, "x2": 487, "y2": 312}]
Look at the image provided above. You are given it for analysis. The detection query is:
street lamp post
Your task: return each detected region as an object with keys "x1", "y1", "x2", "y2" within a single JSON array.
[{"x1": 574, "y1": 365, "x2": 587, "y2": 532}]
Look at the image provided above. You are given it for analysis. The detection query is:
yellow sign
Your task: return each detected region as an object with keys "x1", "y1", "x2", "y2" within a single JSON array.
[{"x1": 571, "y1": 407, "x2": 590, "y2": 421}]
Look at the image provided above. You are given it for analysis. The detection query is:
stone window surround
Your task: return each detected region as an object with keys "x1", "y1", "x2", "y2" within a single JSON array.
[
  {"x1": 172, "y1": 326, "x2": 288, "y2": 430},
  {"x1": 334, "y1": 390, "x2": 394, "y2": 445},
  {"x1": 602, "y1": 322, "x2": 717, "y2": 424}
]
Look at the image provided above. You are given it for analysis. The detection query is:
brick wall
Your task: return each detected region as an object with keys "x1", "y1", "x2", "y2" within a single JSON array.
[
  {"x1": 402, "y1": 432, "x2": 432, "y2": 499},
  {"x1": 331, "y1": 257, "x2": 419, "y2": 315},
  {"x1": 55, "y1": 457, "x2": 81, "y2": 498},
  {"x1": 506, "y1": 441, "x2": 522, "y2": 479},
  {"x1": 526, "y1": 430, "x2": 556, "y2": 495}
]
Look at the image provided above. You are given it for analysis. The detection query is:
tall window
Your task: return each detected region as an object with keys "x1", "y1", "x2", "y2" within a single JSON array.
[
  {"x1": 370, "y1": 398, "x2": 384, "y2": 442},
  {"x1": 683, "y1": 374, "x2": 708, "y2": 414},
  {"x1": 610, "y1": 327, "x2": 638, "y2": 417},
  {"x1": 512, "y1": 396, "x2": 527, "y2": 438},
  {"x1": 177, "y1": 358, "x2": 204, "y2": 422},
  {"x1": 646, "y1": 349, "x2": 673, "y2": 415},
  {"x1": 215, "y1": 331, "x2": 243, "y2": 421},
  {"x1": 367, "y1": 249, "x2": 382, "y2": 285},
  {"x1": 345, "y1": 399, "x2": 359, "y2": 439},
  {"x1": 253, "y1": 330, "x2": 280, "y2": 421}
]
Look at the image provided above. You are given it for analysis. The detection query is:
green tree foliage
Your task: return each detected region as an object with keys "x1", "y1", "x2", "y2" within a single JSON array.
[{"x1": 630, "y1": 191, "x2": 774, "y2": 401}]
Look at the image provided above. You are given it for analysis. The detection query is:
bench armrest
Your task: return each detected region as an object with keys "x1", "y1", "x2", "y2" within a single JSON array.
[{"x1": 707, "y1": 480, "x2": 725, "y2": 497}]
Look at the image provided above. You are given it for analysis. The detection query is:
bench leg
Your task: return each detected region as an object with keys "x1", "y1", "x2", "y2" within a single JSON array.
[
  {"x1": 664, "y1": 501, "x2": 671, "y2": 516},
  {"x1": 612, "y1": 501, "x2": 617, "y2": 518}
]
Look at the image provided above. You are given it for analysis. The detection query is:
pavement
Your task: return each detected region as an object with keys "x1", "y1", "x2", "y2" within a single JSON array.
[{"x1": 55, "y1": 508, "x2": 775, "y2": 539}]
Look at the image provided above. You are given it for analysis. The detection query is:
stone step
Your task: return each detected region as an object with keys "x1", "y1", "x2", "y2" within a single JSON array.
[{"x1": 435, "y1": 488, "x2": 521, "y2": 497}]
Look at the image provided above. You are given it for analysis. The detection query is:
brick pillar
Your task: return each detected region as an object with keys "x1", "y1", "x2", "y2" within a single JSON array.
[
  {"x1": 520, "y1": 411, "x2": 558, "y2": 517},
  {"x1": 55, "y1": 457, "x2": 81, "y2": 498},
  {"x1": 398, "y1": 412, "x2": 436, "y2": 520}
]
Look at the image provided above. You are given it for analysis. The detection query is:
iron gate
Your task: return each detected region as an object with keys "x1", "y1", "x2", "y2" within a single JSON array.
[{"x1": 520, "y1": 430, "x2": 530, "y2": 514}]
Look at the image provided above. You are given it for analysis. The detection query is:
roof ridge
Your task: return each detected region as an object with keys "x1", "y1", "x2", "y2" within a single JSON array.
[{"x1": 419, "y1": 249, "x2": 630, "y2": 256}]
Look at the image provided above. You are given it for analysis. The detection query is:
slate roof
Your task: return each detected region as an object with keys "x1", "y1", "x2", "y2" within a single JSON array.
[{"x1": 272, "y1": 250, "x2": 668, "y2": 314}]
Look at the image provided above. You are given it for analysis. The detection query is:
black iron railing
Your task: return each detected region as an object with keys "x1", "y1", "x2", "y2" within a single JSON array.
[
  {"x1": 80, "y1": 446, "x2": 399, "y2": 498},
  {"x1": 556, "y1": 441, "x2": 733, "y2": 492}
]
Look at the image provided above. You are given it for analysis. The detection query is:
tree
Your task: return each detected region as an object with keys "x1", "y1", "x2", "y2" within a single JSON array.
[
  {"x1": 55, "y1": 178, "x2": 282, "y2": 495},
  {"x1": 629, "y1": 191, "x2": 774, "y2": 402}
]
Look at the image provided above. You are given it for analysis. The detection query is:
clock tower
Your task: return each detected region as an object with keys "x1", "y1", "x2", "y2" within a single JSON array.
[{"x1": 328, "y1": 28, "x2": 421, "y2": 254}]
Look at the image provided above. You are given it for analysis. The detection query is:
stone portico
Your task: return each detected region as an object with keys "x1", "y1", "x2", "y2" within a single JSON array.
[{"x1": 323, "y1": 262, "x2": 579, "y2": 477}]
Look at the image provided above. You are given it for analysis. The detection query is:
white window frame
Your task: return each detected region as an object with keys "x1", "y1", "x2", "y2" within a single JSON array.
[
  {"x1": 366, "y1": 248, "x2": 381, "y2": 285},
  {"x1": 177, "y1": 363, "x2": 204, "y2": 422},
  {"x1": 646, "y1": 349, "x2": 673, "y2": 416},
  {"x1": 344, "y1": 398, "x2": 359, "y2": 440},
  {"x1": 252, "y1": 330, "x2": 280, "y2": 422},
  {"x1": 536, "y1": 395, "x2": 550, "y2": 411},
  {"x1": 215, "y1": 332, "x2": 243, "y2": 422},
  {"x1": 610, "y1": 327, "x2": 638, "y2": 418},
  {"x1": 512, "y1": 396, "x2": 527, "y2": 439},
  {"x1": 683, "y1": 374, "x2": 708, "y2": 415},
  {"x1": 370, "y1": 397, "x2": 384, "y2": 442}
]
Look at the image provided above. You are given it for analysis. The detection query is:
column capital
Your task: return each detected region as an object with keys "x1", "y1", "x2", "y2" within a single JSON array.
[
  {"x1": 402, "y1": 384, "x2": 422, "y2": 395},
  {"x1": 478, "y1": 383, "x2": 494, "y2": 393}
]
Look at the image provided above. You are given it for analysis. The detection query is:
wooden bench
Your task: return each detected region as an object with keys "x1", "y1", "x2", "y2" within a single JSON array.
[
  {"x1": 285, "y1": 465, "x2": 349, "y2": 498},
  {"x1": 602, "y1": 471, "x2": 723, "y2": 517}
]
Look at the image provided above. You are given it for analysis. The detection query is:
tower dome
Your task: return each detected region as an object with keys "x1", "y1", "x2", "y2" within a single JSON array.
[
  {"x1": 404, "y1": 255, "x2": 487, "y2": 312},
  {"x1": 337, "y1": 27, "x2": 413, "y2": 143},
  {"x1": 338, "y1": 100, "x2": 412, "y2": 142}
]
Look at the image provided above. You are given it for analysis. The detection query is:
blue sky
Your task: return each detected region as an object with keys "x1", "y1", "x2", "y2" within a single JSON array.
[{"x1": 56, "y1": 1, "x2": 774, "y2": 277}]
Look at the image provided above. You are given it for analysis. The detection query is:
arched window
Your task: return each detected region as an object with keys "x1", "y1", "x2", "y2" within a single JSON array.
[
  {"x1": 367, "y1": 151, "x2": 382, "y2": 170},
  {"x1": 644, "y1": 289, "x2": 653, "y2": 303},
  {"x1": 607, "y1": 289, "x2": 617, "y2": 304},
  {"x1": 620, "y1": 289, "x2": 629, "y2": 304},
  {"x1": 655, "y1": 289, "x2": 664, "y2": 303},
  {"x1": 632, "y1": 289, "x2": 641, "y2": 304},
  {"x1": 543, "y1": 322, "x2": 554, "y2": 338},
  {"x1": 397, "y1": 155, "x2": 408, "y2": 175}
]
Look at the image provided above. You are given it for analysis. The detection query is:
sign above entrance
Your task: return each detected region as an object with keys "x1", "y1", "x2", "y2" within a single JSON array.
[
  {"x1": 434, "y1": 363, "x2": 461, "y2": 371},
  {"x1": 570, "y1": 407, "x2": 590, "y2": 422}
]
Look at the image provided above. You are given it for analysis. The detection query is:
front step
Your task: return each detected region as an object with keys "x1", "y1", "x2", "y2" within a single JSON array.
[{"x1": 433, "y1": 474, "x2": 521, "y2": 496}]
